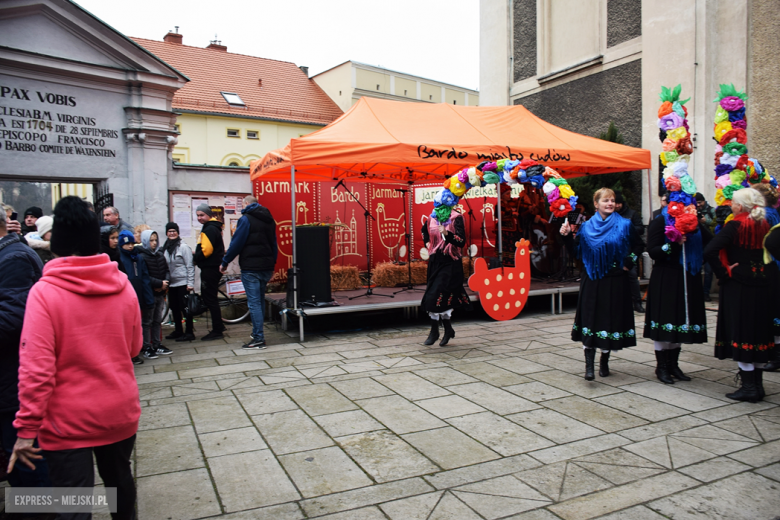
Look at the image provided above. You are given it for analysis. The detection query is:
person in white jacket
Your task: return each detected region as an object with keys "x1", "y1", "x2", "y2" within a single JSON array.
[{"x1": 161, "y1": 222, "x2": 196, "y2": 341}]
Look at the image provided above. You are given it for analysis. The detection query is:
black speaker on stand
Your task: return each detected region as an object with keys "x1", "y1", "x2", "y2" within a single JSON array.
[{"x1": 292, "y1": 226, "x2": 332, "y2": 306}]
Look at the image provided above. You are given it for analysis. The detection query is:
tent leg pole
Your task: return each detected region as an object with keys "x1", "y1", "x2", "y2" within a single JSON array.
[
  {"x1": 299, "y1": 311, "x2": 304, "y2": 342},
  {"x1": 291, "y1": 165, "x2": 302, "y2": 341}
]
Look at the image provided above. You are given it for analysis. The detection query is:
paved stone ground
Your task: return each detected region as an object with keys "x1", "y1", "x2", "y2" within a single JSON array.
[{"x1": 4, "y1": 305, "x2": 780, "y2": 520}]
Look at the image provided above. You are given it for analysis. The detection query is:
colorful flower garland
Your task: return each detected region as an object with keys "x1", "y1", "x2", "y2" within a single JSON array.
[
  {"x1": 658, "y1": 85, "x2": 698, "y2": 239},
  {"x1": 712, "y1": 84, "x2": 776, "y2": 221},
  {"x1": 431, "y1": 160, "x2": 577, "y2": 223}
]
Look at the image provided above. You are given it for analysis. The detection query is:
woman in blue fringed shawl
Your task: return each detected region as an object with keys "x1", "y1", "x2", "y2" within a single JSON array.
[
  {"x1": 644, "y1": 200, "x2": 712, "y2": 385},
  {"x1": 561, "y1": 188, "x2": 645, "y2": 381}
]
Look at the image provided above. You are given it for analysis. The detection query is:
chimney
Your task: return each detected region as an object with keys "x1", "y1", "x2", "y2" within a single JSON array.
[
  {"x1": 207, "y1": 39, "x2": 227, "y2": 52},
  {"x1": 164, "y1": 27, "x2": 182, "y2": 44},
  {"x1": 299, "y1": 66, "x2": 309, "y2": 76}
]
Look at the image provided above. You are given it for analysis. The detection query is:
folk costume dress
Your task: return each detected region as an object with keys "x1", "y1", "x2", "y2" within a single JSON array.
[
  {"x1": 421, "y1": 213, "x2": 472, "y2": 315},
  {"x1": 704, "y1": 214, "x2": 780, "y2": 363},
  {"x1": 644, "y1": 211, "x2": 712, "y2": 344},
  {"x1": 571, "y1": 212, "x2": 644, "y2": 350}
]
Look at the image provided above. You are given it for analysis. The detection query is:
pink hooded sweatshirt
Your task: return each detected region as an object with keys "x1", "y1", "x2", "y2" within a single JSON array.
[{"x1": 14, "y1": 254, "x2": 143, "y2": 450}]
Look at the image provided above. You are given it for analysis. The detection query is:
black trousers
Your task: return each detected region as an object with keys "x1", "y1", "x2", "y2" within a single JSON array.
[
  {"x1": 168, "y1": 285, "x2": 193, "y2": 334},
  {"x1": 44, "y1": 434, "x2": 136, "y2": 520},
  {"x1": 200, "y1": 266, "x2": 224, "y2": 331}
]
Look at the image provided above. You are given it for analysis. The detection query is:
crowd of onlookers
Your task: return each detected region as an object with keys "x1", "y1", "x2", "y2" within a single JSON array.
[{"x1": 1, "y1": 195, "x2": 277, "y2": 519}]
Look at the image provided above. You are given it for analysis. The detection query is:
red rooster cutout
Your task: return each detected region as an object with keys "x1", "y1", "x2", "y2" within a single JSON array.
[{"x1": 468, "y1": 239, "x2": 531, "y2": 321}]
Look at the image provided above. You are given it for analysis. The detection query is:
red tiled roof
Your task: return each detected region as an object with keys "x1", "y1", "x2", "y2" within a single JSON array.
[{"x1": 131, "y1": 37, "x2": 343, "y2": 126}]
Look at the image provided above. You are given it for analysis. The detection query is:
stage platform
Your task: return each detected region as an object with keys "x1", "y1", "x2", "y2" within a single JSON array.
[{"x1": 267, "y1": 278, "x2": 650, "y2": 341}]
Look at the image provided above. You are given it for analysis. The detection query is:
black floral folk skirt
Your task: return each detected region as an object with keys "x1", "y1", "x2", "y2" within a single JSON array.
[
  {"x1": 422, "y1": 253, "x2": 472, "y2": 314},
  {"x1": 572, "y1": 268, "x2": 637, "y2": 350},
  {"x1": 715, "y1": 279, "x2": 778, "y2": 363},
  {"x1": 643, "y1": 264, "x2": 708, "y2": 344}
]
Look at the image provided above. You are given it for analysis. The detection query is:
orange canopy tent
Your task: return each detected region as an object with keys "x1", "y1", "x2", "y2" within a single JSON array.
[
  {"x1": 249, "y1": 99, "x2": 652, "y2": 338},
  {"x1": 250, "y1": 97, "x2": 651, "y2": 182}
]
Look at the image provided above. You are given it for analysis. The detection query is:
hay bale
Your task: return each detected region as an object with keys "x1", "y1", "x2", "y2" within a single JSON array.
[
  {"x1": 330, "y1": 265, "x2": 360, "y2": 291},
  {"x1": 373, "y1": 261, "x2": 428, "y2": 287}
]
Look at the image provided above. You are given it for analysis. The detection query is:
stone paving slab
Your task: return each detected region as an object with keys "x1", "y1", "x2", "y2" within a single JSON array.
[{"x1": 124, "y1": 309, "x2": 780, "y2": 519}]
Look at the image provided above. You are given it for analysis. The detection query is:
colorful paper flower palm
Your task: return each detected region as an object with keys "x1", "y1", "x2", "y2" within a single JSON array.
[
  {"x1": 430, "y1": 160, "x2": 576, "y2": 224},
  {"x1": 658, "y1": 85, "x2": 698, "y2": 241},
  {"x1": 712, "y1": 84, "x2": 776, "y2": 216}
]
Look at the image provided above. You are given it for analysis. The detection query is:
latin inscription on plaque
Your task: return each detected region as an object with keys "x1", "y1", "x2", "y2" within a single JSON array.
[{"x1": 0, "y1": 84, "x2": 119, "y2": 158}]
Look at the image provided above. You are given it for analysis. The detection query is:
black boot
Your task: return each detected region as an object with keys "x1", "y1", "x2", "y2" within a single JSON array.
[
  {"x1": 763, "y1": 349, "x2": 779, "y2": 372},
  {"x1": 668, "y1": 348, "x2": 691, "y2": 381},
  {"x1": 655, "y1": 350, "x2": 675, "y2": 384},
  {"x1": 423, "y1": 320, "x2": 440, "y2": 346},
  {"x1": 440, "y1": 319, "x2": 455, "y2": 347},
  {"x1": 726, "y1": 369, "x2": 759, "y2": 403},
  {"x1": 166, "y1": 329, "x2": 184, "y2": 340},
  {"x1": 599, "y1": 351, "x2": 610, "y2": 377},
  {"x1": 584, "y1": 348, "x2": 596, "y2": 381},
  {"x1": 755, "y1": 369, "x2": 765, "y2": 401}
]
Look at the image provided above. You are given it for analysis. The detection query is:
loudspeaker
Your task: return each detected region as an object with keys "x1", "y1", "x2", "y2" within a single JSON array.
[{"x1": 290, "y1": 226, "x2": 331, "y2": 305}]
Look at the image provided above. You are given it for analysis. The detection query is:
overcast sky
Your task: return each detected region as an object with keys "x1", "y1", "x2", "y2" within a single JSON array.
[{"x1": 73, "y1": 0, "x2": 480, "y2": 90}]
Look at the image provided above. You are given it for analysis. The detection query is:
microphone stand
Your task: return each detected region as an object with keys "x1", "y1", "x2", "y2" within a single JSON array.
[
  {"x1": 394, "y1": 182, "x2": 424, "y2": 295},
  {"x1": 333, "y1": 180, "x2": 393, "y2": 300}
]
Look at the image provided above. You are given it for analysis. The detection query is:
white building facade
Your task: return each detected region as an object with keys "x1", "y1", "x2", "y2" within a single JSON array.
[
  {"x1": 0, "y1": 0, "x2": 187, "y2": 231},
  {"x1": 480, "y1": 0, "x2": 780, "y2": 222}
]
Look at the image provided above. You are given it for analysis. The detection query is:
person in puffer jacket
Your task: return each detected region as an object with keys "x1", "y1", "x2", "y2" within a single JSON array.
[
  {"x1": 118, "y1": 230, "x2": 155, "y2": 362},
  {"x1": 140, "y1": 229, "x2": 172, "y2": 356},
  {"x1": 162, "y1": 222, "x2": 196, "y2": 342},
  {"x1": 8, "y1": 197, "x2": 142, "y2": 519}
]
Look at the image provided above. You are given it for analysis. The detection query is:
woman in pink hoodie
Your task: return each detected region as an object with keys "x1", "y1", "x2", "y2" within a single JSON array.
[{"x1": 7, "y1": 197, "x2": 142, "y2": 520}]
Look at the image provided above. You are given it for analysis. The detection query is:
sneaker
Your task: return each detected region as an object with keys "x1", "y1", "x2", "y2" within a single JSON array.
[
  {"x1": 156, "y1": 346, "x2": 173, "y2": 356},
  {"x1": 143, "y1": 348, "x2": 159, "y2": 359},
  {"x1": 242, "y1": 338, "x2": 267, "y2": 350},
  {"x1": 132, "y1": 356, "x2": 144, "y2": 365},
  {"x1": 176, "y1": 333, "x2": 196, "y2": 342},
  {"x1": 166, "y1": 331, "x2": 184, "y2": 340},
  {"x1": 704, "y1": 294, "x2": 712, "y2": 302},
  {"x1": 201, "y1": 330, "x2": 224, "y2": 341}
]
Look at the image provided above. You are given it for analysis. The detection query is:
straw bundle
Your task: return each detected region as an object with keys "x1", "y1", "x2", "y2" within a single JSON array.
[
  {"x1": 373, "y1": 261, "x2": 428, "y2": 287},
  {"x1": 330, "y1": 265, "x2": 361, "y2": 291}
]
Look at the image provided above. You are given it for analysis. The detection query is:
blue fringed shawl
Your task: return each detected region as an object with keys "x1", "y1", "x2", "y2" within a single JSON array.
[
  {"x1": 578, "y1": 212, "x2": 632, "y2": 280},
  {"x1": 662, "y1": 207, "x2": 703, "y2": 275}
]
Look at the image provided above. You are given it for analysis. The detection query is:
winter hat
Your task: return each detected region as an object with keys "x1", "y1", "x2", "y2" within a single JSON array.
[
  {"x1": 50, "y1": 196, "x2": 101, "y2": 257},
  {"x1": 35, "y1": 215, "x2": 53, "y2": 238},
  {"x1": 196, "y1": 203, "x2": 213, "y2": 216},
  {"x1": 614, "y1": 192, "x2": 625, "y2": 204},
  {"x1": 117, "y1": 230, "x2": 135, "y2": 247},
  {"x1": 24, "y1": 206, "x2": 43, "y2": 219},
  {"x1": 166, "y1": 222, "x2": 179, "y2": 233},
  {"x1": 694, "y1": 192, "x2": 706, "y2": 202}
]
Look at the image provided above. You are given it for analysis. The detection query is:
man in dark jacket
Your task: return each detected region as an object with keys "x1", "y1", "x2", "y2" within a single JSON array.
[
  {"x1": 0, "y1": 209, "x2": 50, "y2": 487},
  {"x1": 221, "y1": 196, "x2": 278, "y2": 349},
  {"x1": 650, "y1": 192, "x2": 668, "y2": 222},
  {"x1": 194, "y1": 204, "x2": 225, "y2": 340},
  {"x1": 615, "y1": 192, "x2": 645, "y2": 313},
  {"x1": 21, "y1": 206, "x2": 43, "y2": 235}
]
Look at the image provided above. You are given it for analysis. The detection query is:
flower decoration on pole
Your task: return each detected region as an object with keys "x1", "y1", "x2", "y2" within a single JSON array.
[
  {"x1": 712, "y1": 84, "x2": 776, "y2": 230},
  {"x1": 430, "y1": 159, "x2": 574, "y2": 224},
  {"x1": 658, "y1": 85, "x2": 698, "y2": 242}
]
